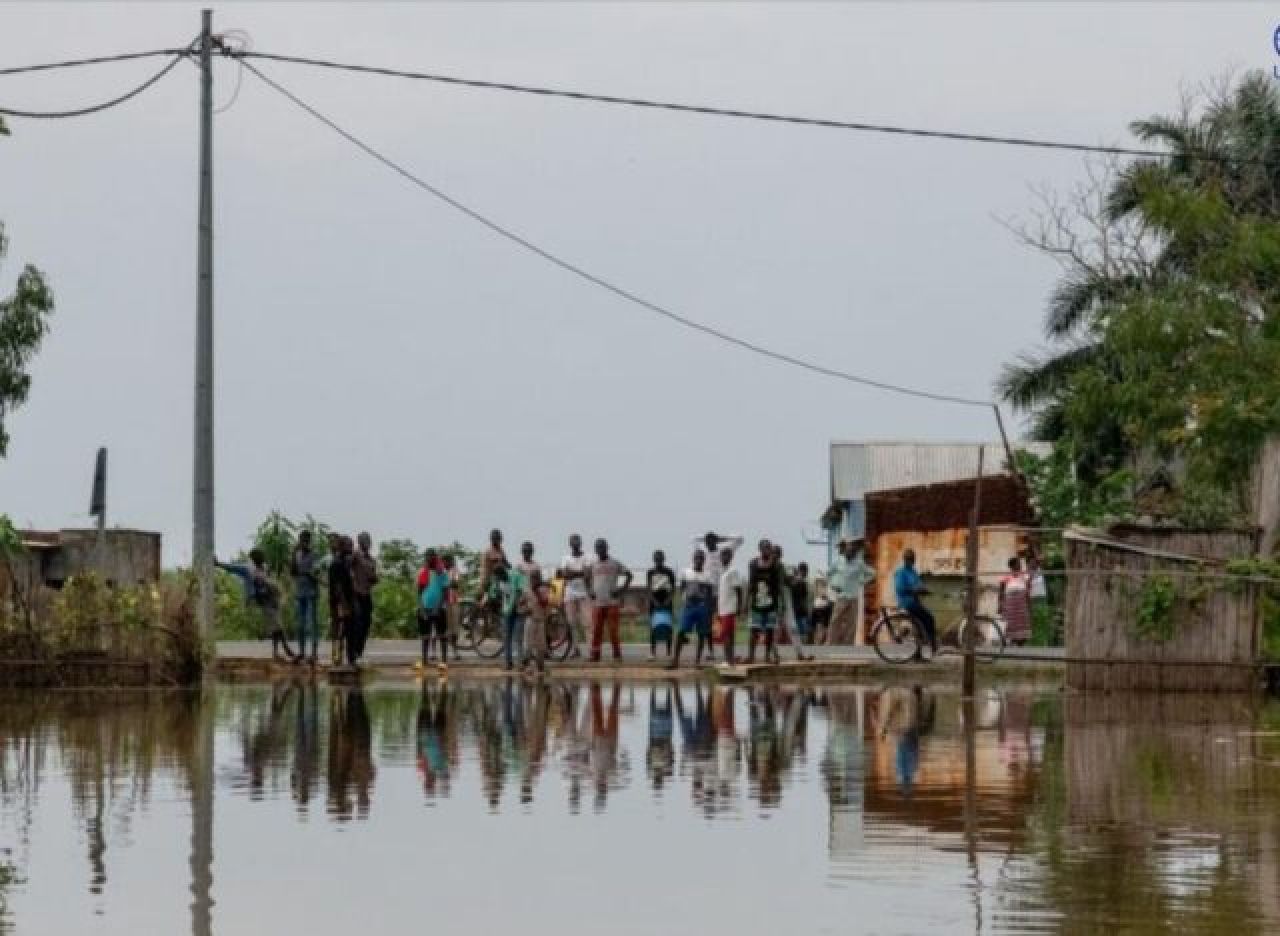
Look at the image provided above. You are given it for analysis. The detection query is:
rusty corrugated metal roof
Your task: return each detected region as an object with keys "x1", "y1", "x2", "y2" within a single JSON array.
[{"x1": 830, "y1": 441, "x2": 1014, "y2": 502}]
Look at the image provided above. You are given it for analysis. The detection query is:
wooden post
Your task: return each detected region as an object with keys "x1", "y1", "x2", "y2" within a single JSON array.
[{"x1": 963, "y1": 447, "x2": 985, "y2": 696}]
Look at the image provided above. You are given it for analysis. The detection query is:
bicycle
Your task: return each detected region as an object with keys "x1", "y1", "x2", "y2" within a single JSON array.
[
  {"x1": 869, "y1": 601, "x2": 1006, "y2": 665},
  {"x1": 460, "y1": 600, "x2": 574, "y2": 662}
]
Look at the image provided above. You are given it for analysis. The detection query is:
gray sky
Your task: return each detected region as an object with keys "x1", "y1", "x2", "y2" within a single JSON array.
[{"x1": 0, "y1": 2, "x2": 1272, "y2": 568}]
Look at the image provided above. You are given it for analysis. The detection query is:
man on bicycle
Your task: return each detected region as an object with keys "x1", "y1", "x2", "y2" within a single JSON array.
[{"x1": 894, "y1": 549, "x2": 937, "y2": 662}]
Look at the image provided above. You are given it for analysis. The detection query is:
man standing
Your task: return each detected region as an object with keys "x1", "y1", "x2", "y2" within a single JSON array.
[
  {"x1": 827, "y1": 539, "x2": 874, "y2": 645},
  {"x1": 480, "y1": 529, "x2": 508, "y2": 590},
  {"x1": 349, "y1": 532, "x2": 379, "y2": 666},
  {"x1": 290, "y1": 530, "x2": 320, "y2": 665},
  {"x1": 894, "y1": 548, "x2": 937, "y2": 661},
  {"x1": 746, "y1": 540, "x2": 784, "y2": 665},
  {"x1": 716, "y1": 546, "x2": 743, "y2": 665},
  {"x1": 697, "y1": 532, "x2": 744, "y2": 589},
  {"x1": 646, "y1": 550, "x2": 676, "y2": 662},
  {"x1": 585, "y1": 538, "x2": 631, "y2": 663},
  {"x1": 669, "y1": 548, "x2": 714, "y2": 670},
  {"x1": 557, "y1": 534, "x2": 591, "y2": 660},
  {"x1": 328, "y1": 535, "x2": 356, "y2": 666}
]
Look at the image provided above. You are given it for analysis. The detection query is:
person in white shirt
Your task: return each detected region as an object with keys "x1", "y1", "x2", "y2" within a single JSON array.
[
  {"x1": 697, "y1": 532, "x2": 744, "y2": 586},
  {"x1": 556, "y1": 533, "x2": 591, "y2": 659},
  {"x1": 716, "y1": 546, "x2": 744, "y2": 665},
  {"x1": 669, "y1": 548, "x2": 716, "y2": 670}
]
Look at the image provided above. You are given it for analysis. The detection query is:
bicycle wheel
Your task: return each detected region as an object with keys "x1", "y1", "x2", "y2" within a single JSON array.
[
  {"x1": 470, "y1": 606, "x2": 505, "y2": 659},
  {"x1": 544, "y1": 609, "x2": 573, "y2": 662},
  {"x1": 872, "y1": 612, "x2": 920, "y2": 664},
  {"x1": 956, "y1": 615, "x2": 1006, "y2": 661},
  {"x1": 455, "y1": 602, "x2": 479, "y2": 652}
]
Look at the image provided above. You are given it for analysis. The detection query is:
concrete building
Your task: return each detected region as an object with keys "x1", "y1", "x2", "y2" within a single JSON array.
[{"x1": 3, "y1": 528, "x2": 162, "y2": 593}]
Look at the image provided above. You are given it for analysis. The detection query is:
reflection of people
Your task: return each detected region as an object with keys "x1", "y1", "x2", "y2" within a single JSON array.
[
  {"x1": 647, "y1": 685, "x2": 675, "y2": 791},
  {"x1": 589, "y1": 682, "x2": 625, "y2": 811},
  {"x1": 292, "y1": 680, "x2": 320, "y2": 810},
  {"x1": 894, "y1": 687, "x2": 935, "y2": 797},
  {"x1": 416, "y1": 683, "x2": 452, "y2": 799},
  {"x1": 327, "y1": 688, "x2": 376, "y2": 820}
]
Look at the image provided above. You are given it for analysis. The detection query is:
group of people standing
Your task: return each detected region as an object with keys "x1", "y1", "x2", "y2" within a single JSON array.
[
  {"x1": 222, "y1": 524, "x2": 1040, "y2": 671},
  {"x1": 217, "y1": 529, "x2": 381, "y2": 667},
  {"x1": 455, "y1": 530, "x2": 860, "y2": 674}
]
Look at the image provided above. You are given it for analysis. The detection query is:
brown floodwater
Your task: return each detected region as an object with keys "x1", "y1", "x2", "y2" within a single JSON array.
[{"x1": 0, "y1": 680, "x2": 1278, "y2": 935}]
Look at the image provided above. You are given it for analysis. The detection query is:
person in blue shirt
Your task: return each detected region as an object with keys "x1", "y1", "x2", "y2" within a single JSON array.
[
  {"x1": 417, "y1": 549, "x2": 451, "y2": 669},
  {"x1": 893, "y1": 549, "x2": 937, "y2": 661}
]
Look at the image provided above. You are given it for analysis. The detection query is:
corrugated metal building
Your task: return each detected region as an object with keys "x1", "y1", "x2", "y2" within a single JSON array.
[{"x1": 827, "y1": 442, "x2": 1013, "y2": 544}]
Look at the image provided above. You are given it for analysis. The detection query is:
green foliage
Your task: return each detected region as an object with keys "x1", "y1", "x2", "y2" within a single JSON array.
[
  {"x1": 1133, "y1": 575, "x2": 1178, "y2": 643},
  {"x1": 1004, "y1": 72, "x2": 1280, "y2": 522},
  {"x1": 1016, "y1": 448, "x2": 1134, "y2": 539},
  {"x1": 0, "y1": 221, "x2": 54, "y2": 458},
  {"x1": 0, "y1": 514, "x2": 20, "y2": 560}
]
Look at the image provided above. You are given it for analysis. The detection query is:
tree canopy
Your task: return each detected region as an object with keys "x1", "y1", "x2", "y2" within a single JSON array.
[{"x1": 0, "y1": 116, "x2": 55, "y2": 458}]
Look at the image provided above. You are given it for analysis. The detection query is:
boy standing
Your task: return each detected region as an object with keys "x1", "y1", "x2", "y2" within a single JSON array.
[
  {"x1": 290, "y1": 531, "x2": 320, "y2": 665},
  {"x1": 328, "y1": 536, "x2": 356, "y2": 666},
  {"x1": 586, "y1": 538, "x2": 632, "y2": 663},
  {"x1": 557, "y1": 534, "x2": 591, "y2": 659},
  {"x1": 670, "y1": 548, "x2": 715, "y2": 670},
  {"x1": 790, "y1": 562, "x2": 813, "y2": 646},
  {"x1": 716, "y1": 546, "x2": 743, "y2": 665},
  {"x1": 746, "y1": 540, "x2": 784, "y2": 665},
  {"x1": 349, "y1": 532, "x2": 379, "y2": 665},
  {"x1": 646, "y1": 550, "x2": 676, "y2": 662},
  {"x1": 417, "y1": 549, "x2": 450, "y2": 670}
]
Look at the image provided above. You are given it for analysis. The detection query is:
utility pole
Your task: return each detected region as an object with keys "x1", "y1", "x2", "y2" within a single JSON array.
[
  {"x1": 193, "y1": 9, "x2": 215, "y2": 644},
  {"x1": 962, "y1": 447, "x2": 985, "y2": 696}
]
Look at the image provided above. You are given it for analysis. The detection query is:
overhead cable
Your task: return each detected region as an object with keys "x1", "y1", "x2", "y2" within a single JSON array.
[
  {"x1": 238, "y1": 49, "x2": 1168, "y2": 159},
  {"x1": 0, "y1": 52, "x2": 188, "y2": 119},
  {"x1": 241, "y1": 60, "x2": 993, "y2": 408},
  {"x1": 0, "y1": 47, "x2": 189, "y2": 76}
]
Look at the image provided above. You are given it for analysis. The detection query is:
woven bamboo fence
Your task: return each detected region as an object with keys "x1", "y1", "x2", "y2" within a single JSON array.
[{"x1": 1065, "y1": 526, "x2": 1260, "y2": 691}]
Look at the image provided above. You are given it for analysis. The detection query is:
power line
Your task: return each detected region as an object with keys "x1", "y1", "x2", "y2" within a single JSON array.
[
  {"x1": 241, "y1": 60, "x2": 993, "y2": 409},
  {"x1": 237, "y1": 49, "x2": 1169, "y2": 160},
  {"x1": 0, "y1": 52, "x2": 188, "y2": 119},
  {"x1": 0, "y1": 48, "x2": 189, "y2": 76}
]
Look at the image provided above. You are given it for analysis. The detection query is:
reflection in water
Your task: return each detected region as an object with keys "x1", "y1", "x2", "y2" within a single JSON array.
[{"x1": 1, "y1": 681, "x2": 1280, "y2": 934}]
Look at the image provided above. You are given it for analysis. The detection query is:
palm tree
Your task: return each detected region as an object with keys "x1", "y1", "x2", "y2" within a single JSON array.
[{"x1": 1001, "y1": 72, "x2": 1280, "y2": 472}]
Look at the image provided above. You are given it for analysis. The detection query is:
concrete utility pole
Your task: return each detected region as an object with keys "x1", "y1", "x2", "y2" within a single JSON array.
[
  {"x1": 193, "y1": 9, "x2": 215, "y2": 642},
  {"x1": 962, "y1": 447, "x2": 985, "y2": 696}
]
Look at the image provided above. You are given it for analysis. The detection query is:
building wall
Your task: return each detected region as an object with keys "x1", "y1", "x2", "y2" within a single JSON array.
[
  {"x1": 31, "y1": 530, "x2": 162, "y2": 587},
  {"x1": 867, "y1": 528, "x2": 1024, "y2": 618}
]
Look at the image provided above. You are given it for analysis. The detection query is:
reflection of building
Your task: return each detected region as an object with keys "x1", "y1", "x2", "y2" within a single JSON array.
[{"x1": 860, "y1": 688, "x2": 1041, "y2": 850}]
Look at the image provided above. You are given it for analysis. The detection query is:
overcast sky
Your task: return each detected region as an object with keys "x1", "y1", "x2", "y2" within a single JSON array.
[{"x1": 0, "y1": 2, "x2": 1272, "y2": 568}]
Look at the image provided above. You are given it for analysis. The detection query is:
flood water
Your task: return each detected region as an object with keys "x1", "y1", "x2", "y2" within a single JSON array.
[{"x1": 1, "y1": 681, "x2": 1278, "y2": 935}]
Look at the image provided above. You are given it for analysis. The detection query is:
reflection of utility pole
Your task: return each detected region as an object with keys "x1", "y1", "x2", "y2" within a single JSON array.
[
  {"x1": 189, "y1": 684, "x2": 214, "y2": 936},
  {"x1": 963, "y1": 695, "x2": 982, "y2": 933},
  {"x1": 192, "y1": 7, "x2": 216, "y2": 643}
]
